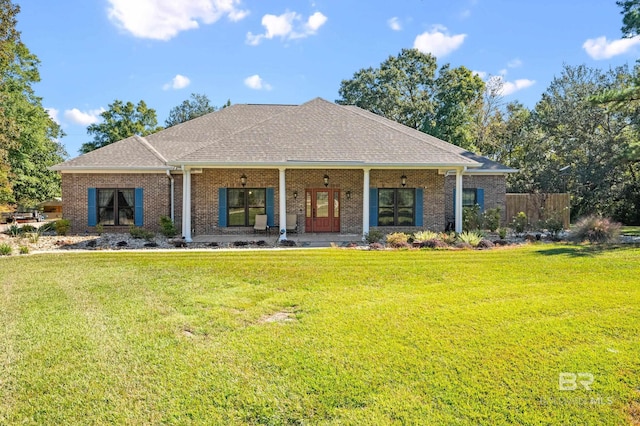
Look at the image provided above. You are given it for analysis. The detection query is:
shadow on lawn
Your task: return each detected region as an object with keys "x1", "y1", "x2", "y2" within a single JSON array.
[{"x1": 535, "y1": 243, "x2": 640, "y2": 257}]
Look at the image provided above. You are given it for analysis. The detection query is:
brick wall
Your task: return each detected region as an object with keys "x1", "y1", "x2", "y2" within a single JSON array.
[
  {"x1": 444, "y1": 175, "x2": 507, "y2": 224},
  {"x1": 61, "y1": 173, "x2": 172, "y2": 234}
]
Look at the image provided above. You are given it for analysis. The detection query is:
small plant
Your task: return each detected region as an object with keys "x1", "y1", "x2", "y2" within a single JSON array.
[
  {"x1": 364, "y1": 229, "x2": 384, "y2": 244},
  {"x1": 0, "y1": 243, "x2": 11, "y2": 256},
  {"x1": 368, "y1": 242, "x2": 384, "y2": 250},
  {"x1": 462, "y1": 205, "x2": 482, "y2": 231},
  {"x1": 570, "y1": 215, "x2": 620, "y2": 244},
  {"x1": 95, "y1": 223, "x2": 104, "y2": 235},
  {"x1": 482, "y1": 208, "x2": 501, "y2": 232},
  {"x1": 385, "y1": 232, "x2": 410, "y2": 248},
  {"x1": 8, "y1": 224, "x2": 21, "y2": 237},
  {"x1": 539, "y1": 213, "x2": 564, "y2": 238},
  {"x1": 413, "y1": 230, "x2": 439, "y2": 242},
  {"x1": 129, "y1": 225, "x2": 155, "y2": 241},
  {"x1": 21, "y1": 224, "x2": 36, "y2": 233},
  {"x1": 19, "y1": 245, "x2": 29, "y2": 255},
  {"x1": 439, "y1": 232, "x2": 457, "y2": 245},
  {"x1": 422, "y1": 239, "x2": 449, "y2": 249},
  {"x1": 511, "y1": 212, "x2": 528, "y2": 235},
  {"x1": 159, "y1": 216, "x2": 178, "y2": 238},
  {"x1": 38, "y1": 221, "x2": 56, "y2": 234},
  {"x1": 55, "y1": 219, "x2": 71, "y2": 236},
  {"x1": 497, "y1": 227, "x2": 508, "y2": 239},
  {"x1": 25, "y1": 232, "x2": 39, "y2": 244},
  {"x1": 457, "y1": 231, "x2": 484, "y2": 247}
]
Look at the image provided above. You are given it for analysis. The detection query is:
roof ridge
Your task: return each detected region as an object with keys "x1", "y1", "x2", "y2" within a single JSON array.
[
  {"x1": 338, "y1": 104, "x2": 479, "y2": 164},
  {"x1": 172, "y1": 104, "x2": 298, "y2": 162},
  {"x1": 134, "y1": 135, "x2": 168, "y2": 164}
]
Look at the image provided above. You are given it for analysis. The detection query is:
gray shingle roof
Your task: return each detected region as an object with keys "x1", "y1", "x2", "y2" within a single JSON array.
[{"x1": 52, "y1": 98, "x2": 515, "y2": 172}]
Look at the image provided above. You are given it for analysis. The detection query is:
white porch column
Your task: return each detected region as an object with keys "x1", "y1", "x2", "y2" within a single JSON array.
[
  {"x1": 362, "y1": 168, "x2": 370, "y2": 239},
  {"x1": 182, "y1": 168, "x2": 192, "y2": 242},
  {"x1": 455, "y1": 169, "x2": 463, "y2": 233},
  {"x1": 278, "y1": 168, "x2": 287, "y2": 241}
]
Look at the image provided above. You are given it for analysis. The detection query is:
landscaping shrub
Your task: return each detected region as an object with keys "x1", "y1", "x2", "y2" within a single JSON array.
[
  {"x1": 19, "y1": 246, "x2": 29, "y2": 255},
  {"x1": 26, "y1": 232, "x2": 39, "y2": 244},
  {"x1": 422, "y1": 239, "x2": 449, "y2": 249},
  {"x1": 413, "y1": 230, "x2": 439, "y2": 242},
  {"x1": 95, "y1": 223, "x2": 104, "y2": 235},
  {"x1": 539, "y1": 213, "x2": 564, "y2": 237},
  {"x1": 38, "y1": 221, "x2": 56, "y2": 234},
  {"x1": 368, "y1": 242, "x2": 384, "y2": 250},
  {"x1": 364, "y1": 229, "x2": 383, "y2": 244},
  {"x1": 497, "y1": 227, "x2": 508, "y2": 239},
  {"x1": 55, "y1": 219, "x2": 71, "y2": 236},
  {"x1": 0, "y1": 243, "x2": 11, "y2": 256},
  {"x1": 482, "y1": 208, "x2": 501, "y2": 232},
  {"x1": 457, "y1": 231, "x2": 484, "y2": 247},
  {"x1": 385, "y1": 232, "x2": 410, "y2": 248},
  {"x1": 455, "y1": 241, "x2": 473, "y2": 250},
  {"x1": 511, "y1": 212, "x2": 528, "y2": 235},
  {"x1": 21, "y1": 224, "x2": 36, "y2": 233},
  {"x1": 129, "y1": 226, "x2": 155, "y2": 241},
  {"x1": 159, "y1": 216, "x2": 178, "y2": 238},
  {"x1": 462, "y1": 205, "x2": 482, "y2": 231},
  {"x1": 570, "y1": 215, "x2": 620, "y2": 244},
  {"x1": 439, "y1": 232, "x2": 457, "y2": 245},
  {"x1": 8, "y1": 224, "x2": 21, "y2": 237}
]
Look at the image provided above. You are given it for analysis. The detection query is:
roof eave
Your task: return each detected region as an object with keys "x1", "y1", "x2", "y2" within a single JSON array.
[
  {"x1": 50, "y1": 165, "x2": 174, "y2": 173},
  {"x1": 166, "y1": 160, "x2": 482, "y2": 169}
]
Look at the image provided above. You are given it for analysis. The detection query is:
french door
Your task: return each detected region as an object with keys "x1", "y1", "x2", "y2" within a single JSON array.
[{"x1": 305, "y1": 189, "x2": 340, "y2": 232}]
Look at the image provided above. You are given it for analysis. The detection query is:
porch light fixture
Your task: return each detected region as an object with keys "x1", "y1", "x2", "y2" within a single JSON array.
[
  {"x1": 401, "y1": 174, "x2": 407, "y2": 187},
  {"x1": 323, "y1": 174, "x2": 329, "y2": 187},
  {"x1": 346, "y1": 191, "x2": 351, "y2": 200},
  {"x1": 240, "y1": 174, "x2": 247, "y2": 187},
  {"x1": 293, "y1": 190, "x2": 298, "y2": 199}
]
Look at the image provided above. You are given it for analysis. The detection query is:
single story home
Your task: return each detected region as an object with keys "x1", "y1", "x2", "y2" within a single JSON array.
[{"x1": 52, "y1": 98, "x2": 516, "y2": 241}]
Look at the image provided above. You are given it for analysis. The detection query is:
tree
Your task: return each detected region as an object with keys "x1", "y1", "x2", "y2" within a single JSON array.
[
  {"x1": 165, "y1": 93, "x2": 219, "y2": 127},
  {"x1": 336, "y1": 48, "x2": 485, "y2": 149},
  {"x1": 80, "y1": 100, "x2": 162, "y2": 154},
  {"x1": 0, "y1": 0, "x2": 66, "y2": 207},
  {"x1": 618, "y1": 0, "x2": 640, "y2": 37}
]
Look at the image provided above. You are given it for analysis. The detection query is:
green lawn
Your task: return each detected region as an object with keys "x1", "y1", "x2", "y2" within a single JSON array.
[
  {"x1": 621, "y1": 226, "x2": 640, "y2": 236},
  {"x1": 1, "y1": 245, "x2": 639, "y2": 425}
]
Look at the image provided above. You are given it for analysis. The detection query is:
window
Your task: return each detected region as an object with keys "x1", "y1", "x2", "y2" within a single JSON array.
[
  {"x1": 97, "y1": 188, "x2": 135, "y2": 225},
  {"x1": 378, "y1": 188, "x2": 415, "y2": 226},
  {"x1": 463, "y1": 188, "x2": 478, "y2": 207},
  {"x1": 228, "y1": 188, "x2": 266, "y2": 226}
]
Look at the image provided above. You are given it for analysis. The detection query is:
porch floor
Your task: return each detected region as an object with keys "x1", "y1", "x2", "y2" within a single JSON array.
[{"x1": 191, "y1": 233, "x2": 364, "y2": 248}]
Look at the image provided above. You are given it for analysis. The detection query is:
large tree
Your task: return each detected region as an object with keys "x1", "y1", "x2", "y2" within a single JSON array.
[
  {"x1": 0, "y1": 0, "x2": 66, "y2": 207},
  {"x1": 80, "y1": 100, "x2": 162, "y2": 154},
  {"x1": 164, "y1": 93, "x2": 222, "y2": 127},
  {"x1": 337, "y1": 48, "x2": 484, "y2": 149}
]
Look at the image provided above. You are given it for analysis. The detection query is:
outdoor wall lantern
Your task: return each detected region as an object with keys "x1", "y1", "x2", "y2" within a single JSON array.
[
  {"x1": 323, "y1": 174, "x2": 329, "y2": 187},
  {"x1": 240, "y1": 174, "x2": 247, "y2": 187},
  {"x1": 346, "y1": 191, "x2": 351, "y2": 200},
  {"x1": 293, "y1": 190, "x2": 298, "y2": 199},
  {"x1": 401, "y1": 174, "x2": 407, "y2": 187}
]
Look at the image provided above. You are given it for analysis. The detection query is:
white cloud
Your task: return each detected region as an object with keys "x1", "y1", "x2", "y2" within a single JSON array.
[
  {"x1": 583, "y1": 35, "x2": 640, "y2": 59},
  {"x1": 244, "y1": 74, "x2": 272, "y2": 90},
  {"x1": 163, "y1": 74, "x2": 191, "y2": 90},
  {"x1": 413, "y1": 26, "x2": 466, "y2": 57},
  {"x1": 46, "y1": 108, "x2": 60, "y2": 124},
  {"x1": 388, "y1": 17, "x2": 402, "y2": 31},
  {"x1": 498, "y1": 68, "x2": 508, "y2": 76},
  {"x1": 246, "y1": 10, "x2": 327, "y2": 45},
  {"x1": 107, "y1": 0, "x2": 249, "y2": 41},
  {"x1": 499, "y1": 78, "x2": 535, "y2": 96},
  {"x1": 63, "y1": 108, "x2": 105, "y2": 126},
  {"x1": 507, "y1": 58, "x2": 523, "y2": 68}
]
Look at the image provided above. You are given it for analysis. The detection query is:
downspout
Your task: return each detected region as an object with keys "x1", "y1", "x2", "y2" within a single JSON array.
[{"x1": 166, "y1": 170, "x2": 175, "y2": 222}]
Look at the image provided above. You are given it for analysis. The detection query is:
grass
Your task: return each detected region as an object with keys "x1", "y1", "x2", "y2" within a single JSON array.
[
  {"x1": 621, "y1": 226, "x2": 640, "y2": 236},
  {"x1": 1, "y1": 245, "x2": 639, "y2": 425}
]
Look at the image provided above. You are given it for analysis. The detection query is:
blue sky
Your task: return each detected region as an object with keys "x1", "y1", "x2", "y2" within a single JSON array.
[{"x1": 15, "y1": 0, "x2": 640, "y2": 156}]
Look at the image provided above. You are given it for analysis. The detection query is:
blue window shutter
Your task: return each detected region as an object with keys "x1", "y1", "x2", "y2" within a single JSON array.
[
  {"x1": 88, "y1": 188, "x2": 97, "y2": 227},
  {"x1": 476, "y1": 188, "x2": 485, "y2": 212},
  {"x1": 415, "y1": 188, "x2": 423, "y2": 227},
  {"x1": 453, "y1": 189, "x2": 456, "y2": 218},
  {"x1": 134, "y1": 188, "x2": 144, "y2": 226},
  {"x1": 218, "y1": 188, "x2": 227, "y2": 227},
  {"x1": 266, "y1": 187, "x2": 275, "y2": 227},
  {"x1": 369, "y1": 188, "x2": 378, "y2": 226}
]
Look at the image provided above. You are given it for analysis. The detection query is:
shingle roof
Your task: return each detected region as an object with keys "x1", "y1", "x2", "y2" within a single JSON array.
[{"x1": 52, "y1": 98, "x2": 515, "y2": 172}]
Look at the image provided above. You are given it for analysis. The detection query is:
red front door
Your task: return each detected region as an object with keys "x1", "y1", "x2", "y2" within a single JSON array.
[{"x1": 305, "y1": 189, "x2": 340, "y2": 232}]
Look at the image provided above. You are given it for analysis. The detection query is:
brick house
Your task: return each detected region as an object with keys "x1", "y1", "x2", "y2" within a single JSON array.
[{"x1": 52, "y1": 98, "x2": 516, "y2": 241}]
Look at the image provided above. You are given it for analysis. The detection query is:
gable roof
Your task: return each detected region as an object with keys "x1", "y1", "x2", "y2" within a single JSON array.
[{"x1": 52, "y1": 98, "x2": 515, "y2": 172}]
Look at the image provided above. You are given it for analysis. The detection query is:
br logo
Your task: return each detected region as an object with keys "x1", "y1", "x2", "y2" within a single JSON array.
[{"x1": 558, "y1": 372, "x2": 594, "y2": 391}]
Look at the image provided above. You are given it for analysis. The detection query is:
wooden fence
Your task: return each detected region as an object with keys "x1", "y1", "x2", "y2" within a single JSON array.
[{"x1": 505, "y1": 193, "x2": 570, "y2": 229}]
